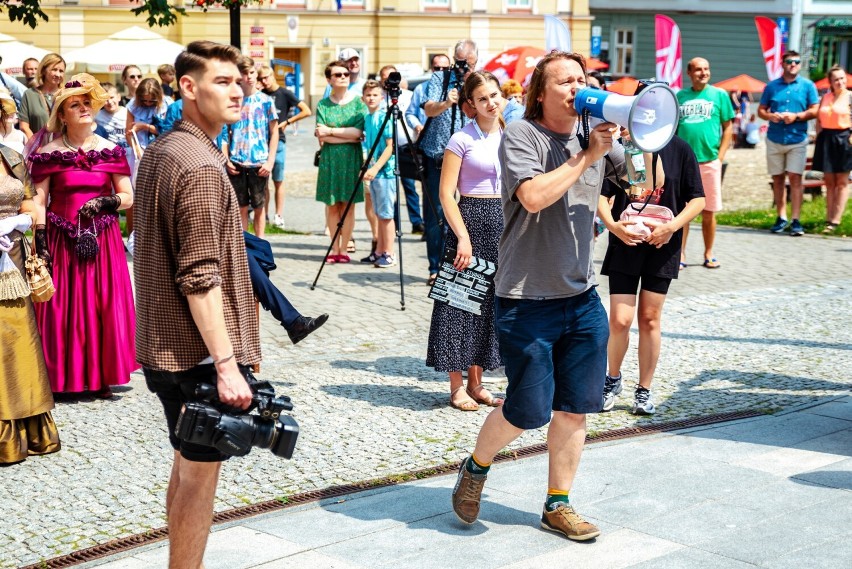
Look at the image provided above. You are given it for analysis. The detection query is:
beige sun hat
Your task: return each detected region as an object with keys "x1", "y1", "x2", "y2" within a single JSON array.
[
  {"x1": 0, "y1": 88, "x2": 15, "y2": 116},
  {"x1": 47, "y1": 73, "x2": 110, "y2": 133}
]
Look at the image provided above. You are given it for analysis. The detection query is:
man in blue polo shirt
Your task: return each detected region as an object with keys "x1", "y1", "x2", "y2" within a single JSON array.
[{"x1": 758, "y1": 50, "x2": 819, "y2": 236}]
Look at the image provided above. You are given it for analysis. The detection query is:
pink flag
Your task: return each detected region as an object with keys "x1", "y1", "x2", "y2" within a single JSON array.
[
  {"x1": 754, "y1": 17, "x2": 783, "y2": 80},
  {"x1": 655, "y1": 15, "x2": 682, "y2": 90}
]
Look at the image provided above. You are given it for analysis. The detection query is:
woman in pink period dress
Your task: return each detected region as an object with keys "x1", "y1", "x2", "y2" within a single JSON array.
[{"x1": 28, "y1": 74, "x2": 139, "y2": 397}]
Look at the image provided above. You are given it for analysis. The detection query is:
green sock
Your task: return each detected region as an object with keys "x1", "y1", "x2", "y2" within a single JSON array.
[
  {"x1": 546, "y1": 489, "x2": 569, "y2": 510},
  {"x1": 466, "y1": 453, "x2": 491, "y2": 475}
]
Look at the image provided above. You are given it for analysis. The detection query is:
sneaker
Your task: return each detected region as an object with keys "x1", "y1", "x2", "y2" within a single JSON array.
[
  {"x1": 790, "y1": 219, "x2": 804, "y2": 236},
  {"x1": 601, "y1": 374, "x2": 623, "y2": 412},
  {"x1": 770, "y1": 217, "x2": 789, "y2": 233},
  {"x1": 374, "y1": 253, "x2": 397, "y2": 268},
  {"x1": 540, "y1": 503, "x2": 601, "y2": 541},
  {"x1": 452, "y1": 457, "x2": 487, "y2": 524},
  {"x1": 632, "y1": 386, "x2": 656, "y2": 415},
  {"x1": 273, "y1": 215, "x2": 285, "y2": 229},
  {"x1": 360, "y1": 252, "x2": 378, "y2": 263}
]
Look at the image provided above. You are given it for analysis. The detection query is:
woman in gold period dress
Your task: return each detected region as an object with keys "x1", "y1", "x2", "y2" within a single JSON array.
[{"x1": 0, "y1": 142, "x2": 60, "y2": 464}]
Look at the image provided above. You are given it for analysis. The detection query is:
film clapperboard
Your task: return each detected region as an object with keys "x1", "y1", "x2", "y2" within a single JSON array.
[{"x1": 428, "y1": 248, "x2": 497, "y2": 315}]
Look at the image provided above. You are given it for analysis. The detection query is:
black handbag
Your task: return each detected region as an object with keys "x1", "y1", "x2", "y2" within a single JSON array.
[
  {"x1": 398, "y1": 144, "x2": 425, "y2": 180},
  {"x1": 314, "y1": 148, "x2": 321, "y2": 167}
]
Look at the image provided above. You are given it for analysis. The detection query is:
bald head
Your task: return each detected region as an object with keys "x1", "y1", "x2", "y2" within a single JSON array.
[{"x1": 687, "y1": 57, "x2": 711, "y2": 91}]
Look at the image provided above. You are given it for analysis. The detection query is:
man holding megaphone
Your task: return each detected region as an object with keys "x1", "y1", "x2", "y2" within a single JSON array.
[{"x1": 452, "y1": 51, "x2": 625, "y2": 541}]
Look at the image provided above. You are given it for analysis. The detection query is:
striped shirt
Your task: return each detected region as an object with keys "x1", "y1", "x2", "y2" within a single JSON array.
[{"x1": 133, "y1": 119, "x2": 261, "y2": 371}]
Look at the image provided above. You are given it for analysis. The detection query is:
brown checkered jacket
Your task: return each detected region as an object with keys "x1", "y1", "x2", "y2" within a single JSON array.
[{"x1": 133, "y1": 120, "x2": 260, "y2": 371}]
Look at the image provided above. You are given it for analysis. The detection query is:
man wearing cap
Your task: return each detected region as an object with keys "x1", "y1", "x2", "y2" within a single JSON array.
[{"x1": 322, "y1": 48, "x2": 366, "y2": 98}]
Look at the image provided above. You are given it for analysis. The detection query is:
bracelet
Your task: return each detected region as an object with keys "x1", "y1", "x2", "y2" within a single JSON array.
[{"x1": 214, "y1": 354, "x2": 234, "y2": 365}]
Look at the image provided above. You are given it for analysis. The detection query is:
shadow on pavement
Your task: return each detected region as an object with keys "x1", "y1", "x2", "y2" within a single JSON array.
[
  {"x1": 662, "y1": 331, "x2": 852, "y2": 351},
  {"x1": 330, "y1": 356, "x2": 443, "y2": 381},
  {"x1": 319, "y1": 483, "x2": 534, "y2": 536},
  {"x1": 320, "y1": 382, "x2": 446, "y2": 410},
  {"x1": 791, "y1": 470, "x2": 852, "y2": 490}
]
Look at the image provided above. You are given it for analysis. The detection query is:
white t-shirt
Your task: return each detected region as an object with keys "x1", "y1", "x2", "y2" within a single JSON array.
[
  {"x1": 0, "y1": 126, "x2": 26, "y2": 153},
  {"x1": 95, "y1": 107, "x2": 129, "y2": 149}
]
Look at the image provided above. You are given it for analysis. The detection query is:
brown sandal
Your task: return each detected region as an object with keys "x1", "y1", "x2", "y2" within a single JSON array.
[
  {"x1": 466, "y1": 384, "x2": 504, "y2": 407},
  {"x1": 450, "y1": 386, "x2": 479, "y2": 411}
]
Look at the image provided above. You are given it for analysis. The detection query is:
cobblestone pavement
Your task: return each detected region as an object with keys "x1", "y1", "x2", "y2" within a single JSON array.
[{"x1": 3, "y1": 134, "x2": 851, "y2": 568}]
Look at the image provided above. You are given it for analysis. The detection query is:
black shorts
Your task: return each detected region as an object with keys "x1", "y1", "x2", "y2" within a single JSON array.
[
  {"x1": 608, "y1": 271, "x2": 671, "y2": 295},
  {"x1": 144, "y1": 363, "x2": 250, "y2": 463},
  {"x1": 229, "y1": 164, "x2": 268, "y2": 208}
]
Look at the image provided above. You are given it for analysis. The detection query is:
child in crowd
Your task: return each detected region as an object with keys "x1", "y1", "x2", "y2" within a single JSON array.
[
  {"x1": 157, "y1": 63, "x2": 177, "y2": 100},
  {"x1": 94, "y1": 82, "x2": 129, "y2": 150},
  {"x1": 361, "y1": 80, "x2": 397, "y2": 268},
  {"x1": 224, "y1": 56, "x2": 279, "y2": 238}
]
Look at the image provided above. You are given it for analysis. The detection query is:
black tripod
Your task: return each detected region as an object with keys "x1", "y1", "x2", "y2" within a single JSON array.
[{"x1": 310, "y1": 85, "x2": 441, "y2": 311}]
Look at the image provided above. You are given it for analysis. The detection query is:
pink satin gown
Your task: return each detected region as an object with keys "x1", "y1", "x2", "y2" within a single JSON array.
[{"x1": 28, "y1": 146, "x2": 140, "y2": 393}]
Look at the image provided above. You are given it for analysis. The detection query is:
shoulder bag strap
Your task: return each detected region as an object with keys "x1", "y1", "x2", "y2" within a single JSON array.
[
  {"x1": 415, "y1": 71, "x2": 453, "y2": 149},
  {"x1": 631, "y1": 152, "x2": 659, "y2": 215}
]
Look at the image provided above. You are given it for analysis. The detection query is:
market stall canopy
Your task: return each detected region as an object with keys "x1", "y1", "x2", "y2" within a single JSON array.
[
  {"x1": 606, "y1": 76, "x2": 639, "y2": 96},
  {"x1": 713, "y1": 74, "x2": 767, "y2": 93},
  {"x1": 63, "y1": 26, "x2": 185, "y2": 74},
  {"x1": 814, "y1": 75, "x2": 852, "y2": 90},
  {"x1": 586, "y1": 58, "x2": 608, "y2": 70},
  {"x1": 483, "y1": 46, "x2": 545, "y2": 86},
  {"x1": 0, "y1": 33, "x2": 50, "y2": 75}
]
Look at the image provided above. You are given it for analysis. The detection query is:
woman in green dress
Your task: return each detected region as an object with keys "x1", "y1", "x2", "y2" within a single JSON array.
[
  {"x1": 314, "y1": 60, "x2": 366, "y2": 263},
  {"x1": 18, "y1": 53, "x2": 66, "y2": 140}
]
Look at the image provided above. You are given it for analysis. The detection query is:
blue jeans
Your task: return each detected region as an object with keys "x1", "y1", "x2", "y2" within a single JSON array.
[
  {"x1": 401, "y1": 177, "x2": 423, "y2": 226},
  {"x1": 423, "y1": 155, "x2": 446, "y2": 274},
  {"x1": 495, "y1": 289, "x2": 609, "y2": 429}
]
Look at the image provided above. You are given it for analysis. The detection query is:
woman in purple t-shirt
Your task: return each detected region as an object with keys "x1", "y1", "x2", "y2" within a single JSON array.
[{"x1": 426, "y1": 71, "x2": 505, "y2": 411}]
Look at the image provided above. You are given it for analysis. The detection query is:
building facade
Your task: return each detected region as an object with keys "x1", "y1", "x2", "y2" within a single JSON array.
[
  {"x1": 1, "y1": 0, "x2": 594, "y2": 106},
  {"x1": 589, "y1": 0, "x2": 851, "y2": 83}
]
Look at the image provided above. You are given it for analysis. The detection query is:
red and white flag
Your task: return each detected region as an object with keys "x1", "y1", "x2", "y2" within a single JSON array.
[
  {"x1": 655, "y1": 15, "x2": 682, "y2": 90},
  {"x1": 754, "y1": 17, "x2": 783, "y2": 80}
]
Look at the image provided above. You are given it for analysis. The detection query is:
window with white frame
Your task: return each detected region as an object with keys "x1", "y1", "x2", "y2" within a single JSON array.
[
  {"x1": 613, "y1": 28, "x2": 635, "y2": 76},
  {"x1": 340, "y1": 0, "x2": 364, "y2": 5},
  {"x1": 423, "y1": 0, "x2": 450, "y2": 7},
  {"x1": 507, "y1": 0, "x2": 532, "y2": 7}
]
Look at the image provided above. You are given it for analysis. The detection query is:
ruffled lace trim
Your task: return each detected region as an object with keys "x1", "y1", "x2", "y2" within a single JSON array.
[{"x1": 47, "y1": 211, "x2": 117, "y2": 238}]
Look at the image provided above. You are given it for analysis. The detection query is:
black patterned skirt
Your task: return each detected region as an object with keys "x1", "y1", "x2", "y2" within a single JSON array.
[{"x1": 426, "y1": 196, "x2": 503, "y2": 373}]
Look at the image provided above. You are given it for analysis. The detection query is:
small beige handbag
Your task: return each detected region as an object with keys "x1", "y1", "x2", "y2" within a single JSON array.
[{"x1": 23, "y1": 242, "x2": 55, "y2": 303}]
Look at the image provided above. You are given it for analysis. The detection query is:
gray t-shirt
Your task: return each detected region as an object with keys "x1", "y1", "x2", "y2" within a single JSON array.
[{"x1": 495, "y1": 118, "x2": 624, "y2": 299}]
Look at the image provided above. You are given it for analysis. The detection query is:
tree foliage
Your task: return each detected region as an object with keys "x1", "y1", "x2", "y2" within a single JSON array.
[{"x1": 1, "y1": 0, "x2": 263, "y2": 30}]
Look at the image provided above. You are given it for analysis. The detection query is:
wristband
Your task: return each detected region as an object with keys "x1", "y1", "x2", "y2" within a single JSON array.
[{"x1": 214, "y1": 354, "x2": 234, "y2": 365}]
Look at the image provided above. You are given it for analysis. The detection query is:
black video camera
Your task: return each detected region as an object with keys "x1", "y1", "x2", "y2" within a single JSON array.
[
  {"x1": 385, "y1": 71, "x2": 402, "y2": 100},
  {"x1": 452, "y1": 59, "x2": 469, "y2": 82},
  {"x1": 175, "y1": 378, "x2": 299, "y2": 459}
]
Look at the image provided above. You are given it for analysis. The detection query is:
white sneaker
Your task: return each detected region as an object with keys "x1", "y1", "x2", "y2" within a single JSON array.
[{"x1": 274, "y1": 215, "x2": 285, "y2": 229}]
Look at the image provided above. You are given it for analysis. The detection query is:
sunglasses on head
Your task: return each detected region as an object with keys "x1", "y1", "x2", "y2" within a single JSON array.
[
  {"x1": 139, "y1": 99, "x2": 157, "y2": 106},
  {"x1": 331, "y1": 71, "x2": 351, "y2": 78},
  {"x1": 784, "y1": 59, "x2": 801, "y2": 65}
]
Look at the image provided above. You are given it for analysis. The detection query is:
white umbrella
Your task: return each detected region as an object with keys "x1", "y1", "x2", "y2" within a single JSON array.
[
  {"x1": 0, "y1": 32, "x2": 50, "y2": 75},
  {"x1": 63, "y1": 26, "x2": 185, "y2": 74}
]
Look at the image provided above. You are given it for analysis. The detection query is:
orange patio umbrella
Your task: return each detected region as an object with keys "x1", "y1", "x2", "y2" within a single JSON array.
[
  {"x1": 606, "y1": 77, "x2": 639, "y2": 95},
  {"x1": 586, "y1": 58, "x2": 608, "y2": 70},
  {"x1": 815, "y1": 75, "x2": 852, "y2": 90},
  {"x1": 713, "y1": 74, "x2": 767, "y2": 93}
]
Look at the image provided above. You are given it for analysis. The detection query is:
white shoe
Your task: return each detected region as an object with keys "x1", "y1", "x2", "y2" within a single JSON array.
[
  {"x1": 126, "y1": 231, "x2": 135, "y2": 257},
  {"x1": 274, "y1": 215, "x2": 285, "y2": 229}
]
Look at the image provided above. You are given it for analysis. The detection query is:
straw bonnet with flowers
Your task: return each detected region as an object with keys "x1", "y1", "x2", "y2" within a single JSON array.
[
  {"x1": 26, "y1": 73, "x2": 139, "y2": 394},
  {"x1": 46, "y1": 73, "x2": 111, "y2": 133}
]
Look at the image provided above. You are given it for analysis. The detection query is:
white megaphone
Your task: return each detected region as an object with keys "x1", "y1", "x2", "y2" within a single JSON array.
[{"x1": 574, "y1": 84, "x2": 679, "y2": 153}]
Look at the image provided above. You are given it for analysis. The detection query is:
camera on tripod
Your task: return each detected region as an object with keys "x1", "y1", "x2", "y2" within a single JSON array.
[
  {"x1": 384, "y1": 71, "x2": 402, "y2": 100},
  {"x1": 175, "y1": 378, "x2": 299, "y2": 459}
]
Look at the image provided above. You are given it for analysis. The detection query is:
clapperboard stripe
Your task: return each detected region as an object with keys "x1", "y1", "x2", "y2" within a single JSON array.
[{"x1": 427, "y1": 248, "x2": 498, "y2": 316}]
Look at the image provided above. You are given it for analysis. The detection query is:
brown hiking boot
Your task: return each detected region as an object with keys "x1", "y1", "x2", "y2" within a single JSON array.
[
  {"x1": 540, "y1": 503, "x2": 601, "y2": 541},
  {"x1": 451, "y1": 457, "x2": 487, "y2": 524}
]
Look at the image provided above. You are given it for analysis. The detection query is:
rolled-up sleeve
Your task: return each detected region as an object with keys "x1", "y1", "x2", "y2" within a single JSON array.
[{"x1": 172, "y1": 165, "x2": 227, "y2": 295}]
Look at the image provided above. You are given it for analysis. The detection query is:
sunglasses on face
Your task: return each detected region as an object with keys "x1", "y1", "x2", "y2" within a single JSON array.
[
  {"x1": 127, "y1": 74, "x2": 142, "y2": 79},
  {"x1": 331, "y1": 72, "x2": 351, "y2": 78},
  {"x1": 139, "y1": 99, "x2": 157, "y2": 106},
  {"x1": 433, "y1": 66, "x2": 449, "y2": 71},
  {"x1": 784, "y1": 59, "x2": 801, "y2": 65}
]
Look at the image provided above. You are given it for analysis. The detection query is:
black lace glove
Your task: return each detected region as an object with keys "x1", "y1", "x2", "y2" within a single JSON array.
[
  {"x1": 79, "y1": 195, "x2": 121, "y2": 218},
  {"x1": 34, "y1": 225, "x2": 52, "y2": 274}
]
